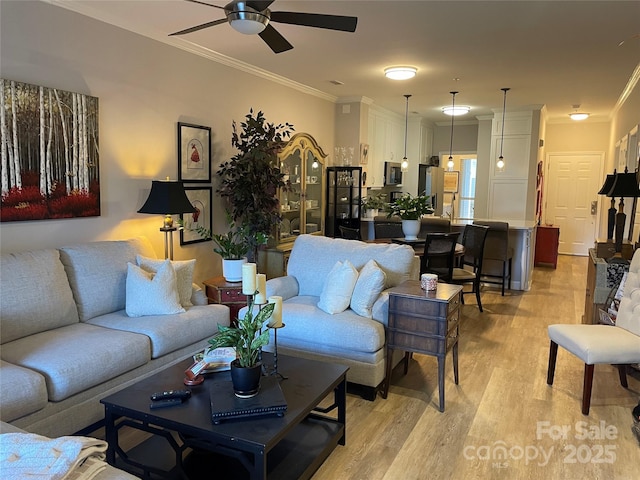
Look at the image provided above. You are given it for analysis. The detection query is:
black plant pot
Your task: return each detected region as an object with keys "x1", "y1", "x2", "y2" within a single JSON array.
[{"x1": 230, "y1": 359, "x2": 262, "y2": 398}]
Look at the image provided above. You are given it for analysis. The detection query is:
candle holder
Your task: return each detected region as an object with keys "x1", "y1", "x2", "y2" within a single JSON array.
[{"x1": 267, "y1": 323, "x2": 287, "y2": 379}]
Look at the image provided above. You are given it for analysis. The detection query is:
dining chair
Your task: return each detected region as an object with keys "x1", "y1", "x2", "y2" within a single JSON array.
[
  {"x1": 419, "y1": 217, "x2": 451, "y2": 237},
  {"x1": 451, "y1": 224, "x2": 490, "y2": 311},
  {"x1": 339, "y1": 225, "x2": 362, "y2": 240},
  {"x1": 420, "y1": 232, "x2": 460, "y2": 282},
  {"x1": 473, "y1": 221, "x2": 513, "y2": 295},
  {"x1": 373, "y1": 215, "x2": 403, "y2": 239}
]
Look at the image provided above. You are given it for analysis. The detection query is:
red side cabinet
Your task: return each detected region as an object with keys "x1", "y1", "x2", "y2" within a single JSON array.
[{"x1": 534, "y1": 225, "x2": 560, "y2": 268}]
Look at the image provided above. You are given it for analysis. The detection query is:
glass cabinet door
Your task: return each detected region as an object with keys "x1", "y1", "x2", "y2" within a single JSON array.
[
  {"x1": 277, "y1": 133, "x2": 327, "y2": 245},
  {"x1": 326, "y1": 167, "x2": 362, "y2": 238}
]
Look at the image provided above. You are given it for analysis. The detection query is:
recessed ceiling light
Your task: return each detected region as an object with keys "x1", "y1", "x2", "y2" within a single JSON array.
[
  {"x1": 384, "y1": 66, "x2": 417, "y2": 80},
  {"x1": 442, "y1": 106, "x2": 470, "y2": 116}
]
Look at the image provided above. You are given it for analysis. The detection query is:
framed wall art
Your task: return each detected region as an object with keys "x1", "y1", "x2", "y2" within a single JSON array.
[
  {"x1": 178, "y1": 122, "x2": 211, "y2": 183},
  {"x1": 443, "y1": 171, "x2": 459, "y2": 193},
  {"x1": 180, "y1": 186, "x2": 212, "y2": 246},
  {"x1": 360, "y1": 143, "x2": 369, "y2": 165},
  {"x1": 0, "y1": 78, "x2": 100, "y2": 222}
]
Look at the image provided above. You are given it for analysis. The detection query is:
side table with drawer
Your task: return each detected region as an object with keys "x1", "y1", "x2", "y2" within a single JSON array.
[
  {"x1": 203, "y1": 276, "x2": 245, "y2": 326},
  {"x1": 382, "y1": 280, "x2": 463, "y2": 412}
]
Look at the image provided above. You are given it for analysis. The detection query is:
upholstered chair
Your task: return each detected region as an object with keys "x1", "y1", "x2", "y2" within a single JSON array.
[
  {"x1": 473, "y1": 221, "x2": 513, "y2": 295},
  {"x1": 546, "y1": 250, "x2": 640, "y2": 414},
  {"x1": 450, "y1": 224, "x2": 490, "y2": 311}
]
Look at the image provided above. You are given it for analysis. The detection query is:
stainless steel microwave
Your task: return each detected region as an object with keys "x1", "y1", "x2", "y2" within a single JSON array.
[{"x1": 384, "y1": 162, "x2": 403, "y2": 186}]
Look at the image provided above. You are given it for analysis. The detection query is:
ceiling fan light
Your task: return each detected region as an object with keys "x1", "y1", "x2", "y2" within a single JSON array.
[
  {"x1": 442, "y1": 106, "x2": 470, "y2": 116},
  {"x1": 228, "y1": 11, "x2": 269, "y2": 35},
  {"x1": 569, "y1": 112, "x2": 589, "y2": 121},
  {"x1": 384, "y1": 67, "x2": 417, "y2": 80}
]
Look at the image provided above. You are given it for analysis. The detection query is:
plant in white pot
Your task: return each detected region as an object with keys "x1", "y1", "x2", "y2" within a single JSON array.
[
  {"x1": 179, "y1": 212, "x2": 267, "y2": 282},
  {"x1": 207, "y1": 295, "x2": 275, "y2": 397},
  {"x1": 361, "y1": 192, "x2": 387, "y2": 218},
  {"x1": 387, "y1": 193, "x2": 433, "y2": 240}
]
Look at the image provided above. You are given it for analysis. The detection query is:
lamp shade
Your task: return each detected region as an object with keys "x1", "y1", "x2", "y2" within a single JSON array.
[
  {"x1": 598, "y1": 172, "x2": 617, "y2": 196},
  {"x1": 138, "y1": 180, "x2": 196, "y2": 215},
  {"x1": 607, "y1": 170, "x2": 640, "y2": 198}
]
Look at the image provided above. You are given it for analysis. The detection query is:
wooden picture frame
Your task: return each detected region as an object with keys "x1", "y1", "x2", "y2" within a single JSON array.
[
  {"x1": 359, "y1": 143, "x2": 369, "y2": 165},
  {"x1": 180, "y1": 186, "x2": 212, "y2": 245},
  {"x1": 443, "y1": 171, "x2": 459, "y2": 193},
  {"x1": 178, "y1": 122, "x2": 211, "y2": 183}
]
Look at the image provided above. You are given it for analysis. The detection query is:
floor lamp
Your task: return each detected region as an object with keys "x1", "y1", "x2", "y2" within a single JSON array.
[
  {"x1": 138, "y1": 179, "x2": 195, "y2": 260},
  {"x1": 607, "y1": 167, "x2": 640, "y2": 258}
]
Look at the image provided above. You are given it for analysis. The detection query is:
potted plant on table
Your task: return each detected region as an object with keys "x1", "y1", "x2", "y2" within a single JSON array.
[
  {"x1": 207, "y1": 296, "x2": 275, "y2": 398},
  {"x1": 388, "y1": 193, "x2": 433, "y2": 240},
  {"x1": 179, "y1": 212, "x2": 267, "y2": 282},
  {"x1": 361, "y1": 192, "x2": 387, "y2": 218}
]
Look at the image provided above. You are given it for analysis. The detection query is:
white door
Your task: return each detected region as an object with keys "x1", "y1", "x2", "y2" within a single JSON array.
[{"x1": 545, "y1": 153, "x2": 604, "y2": 256}]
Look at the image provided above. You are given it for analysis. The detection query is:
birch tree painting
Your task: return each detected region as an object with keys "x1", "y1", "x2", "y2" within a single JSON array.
[{"x1": 1, "y1": 79, "x2": 99, "y2": 222}]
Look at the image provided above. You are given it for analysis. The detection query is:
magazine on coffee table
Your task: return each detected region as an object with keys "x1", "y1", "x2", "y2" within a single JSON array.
[{"x1": 210, "y1": 376, "x2": 287, "y2": 424}]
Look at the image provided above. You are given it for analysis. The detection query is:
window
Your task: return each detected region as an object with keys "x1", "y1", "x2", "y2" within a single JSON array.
[{"x1": 458, "y1": 158, "x2": 476, "y2": 219}]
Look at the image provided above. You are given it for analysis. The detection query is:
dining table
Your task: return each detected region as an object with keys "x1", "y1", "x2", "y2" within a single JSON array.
[{"x1": 366, "y1": 237, "x2": 465, "y2": 262}]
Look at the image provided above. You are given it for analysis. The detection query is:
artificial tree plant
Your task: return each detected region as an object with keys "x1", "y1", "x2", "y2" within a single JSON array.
[{"x1": 216, "y1": 109, "x2": 294, "y2": 263}]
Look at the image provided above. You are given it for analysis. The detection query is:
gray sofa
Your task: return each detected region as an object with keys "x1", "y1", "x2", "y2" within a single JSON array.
[
  {"x1": 258, "y1": 234, "x2": 419, "y2": 398},
  {"x1": 0, "y1": 237, "x2": 229, "y2": 437}
]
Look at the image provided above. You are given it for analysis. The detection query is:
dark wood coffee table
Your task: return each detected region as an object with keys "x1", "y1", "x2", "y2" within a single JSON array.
[{"x1": 100, "y1": 354, "x2": 348, "y2": 480}]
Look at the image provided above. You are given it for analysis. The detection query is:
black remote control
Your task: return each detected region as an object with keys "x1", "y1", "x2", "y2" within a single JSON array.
[
  {"x1": 150, "y1": 389, "x2": 191, "y2": 401},
  {"x1": 149, "y1": 398, "x2": 182, "y2": 410}
]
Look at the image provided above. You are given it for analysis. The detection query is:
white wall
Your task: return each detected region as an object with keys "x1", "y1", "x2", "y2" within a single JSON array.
[{"x1": 0, "y1": 0, "x2": 336, "y2": 282}]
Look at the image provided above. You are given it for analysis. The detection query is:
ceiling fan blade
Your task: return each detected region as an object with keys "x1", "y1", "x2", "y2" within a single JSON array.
[
  {"x1": 169, "y1": 18, "x2": 227, "y2": 36},
  {"x1": 270, "y1": 12, "x2": 357, "y2": 32},
  {"x1": 246, "y1": 1, "x2": 276, "y2": 11},
  {"x1": 184, "y1": 0, "x2": 225, "y2": 9},
  {"x1": 259, "y1": 24, "x2": 293, "y2": 53}
]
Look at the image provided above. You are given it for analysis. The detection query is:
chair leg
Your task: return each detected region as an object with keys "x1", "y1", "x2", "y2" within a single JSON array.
[
  {"x1": 582, "y1": 364, "x2": 595, "y2": 415},
  {"x1": 507, "y1": 258, "x2": 512, "y2": 291},
  {"x1": 547, "y1": 341, "x2": 558, "y2": 385},
  {"x1": 475, "y1": 281, "x2": 483, "y2": 312},
  {"x1": 617, "y1": 365, "x2": 628, "y2": 388},
  {"x1": 501, "y1": 261, "x2": 506, "y2": 296}
]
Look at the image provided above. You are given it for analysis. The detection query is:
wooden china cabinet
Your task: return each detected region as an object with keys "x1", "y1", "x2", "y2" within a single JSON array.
[{"x1": 260, "y1": 133, "x2": 327, "y2": 279}]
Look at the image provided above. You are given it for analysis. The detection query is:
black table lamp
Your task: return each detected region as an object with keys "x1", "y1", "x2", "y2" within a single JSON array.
[
  {"x1": 597, "y1": 170, "x2": 617, "y2": 240},
  {"x1": 138, "y1": 179, "x2": 195, "y2": 259},
  {"x1": 607, "y1": 167, "x2": 640, "y2": 256}
]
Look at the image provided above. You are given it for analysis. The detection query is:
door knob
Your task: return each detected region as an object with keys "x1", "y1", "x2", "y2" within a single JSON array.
[{"x1": 591, "y1": 200, "x2": 597, "y2": 215}]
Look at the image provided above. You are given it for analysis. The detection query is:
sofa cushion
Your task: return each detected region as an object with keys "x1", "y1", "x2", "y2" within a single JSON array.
[
  {"x1": 351, "y1": 259, "x2": 387, "y2": 318},
  {"x1": 125, "y1": 261, "x2": 185, "y2": 317},
  {"x1": 0, "y1": 361, "x2": 48, "y2": 422},
  {"x1": 1, "y1": 324, "x2": 151, "y2": 402},
  {"x1": 86, "y1": 304, "x2": 228, "y2": 358},
  {"x1": 137, "y1": 255, "x2": 196, "y2": 308},
  {"x1": 287, "y1": 235, "x2": 415, "y2": 297},
  {"x1": 279, "y1": 296, "x2": 386, "y2": 353},
  {"x1": 59, "y1": 237, "x2": 157, "y2": 322},
  {"x1": 317, "y1": 260, "x2": 359, "y2": 314},
  {"x1": 0, "y1": 249, "x2": 79, "y2": 344},
  {"x1": 616, "y1": 288, "x2": 640, "y2": 336}
]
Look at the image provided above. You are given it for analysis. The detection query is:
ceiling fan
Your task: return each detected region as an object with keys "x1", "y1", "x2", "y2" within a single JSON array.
[{"x1": 169, "y1": 0, "x2": 358, "y2": 53}]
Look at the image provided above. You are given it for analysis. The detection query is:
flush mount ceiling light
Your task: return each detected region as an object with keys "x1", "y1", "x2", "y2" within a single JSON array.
[
  {"x1": 569, "y1": 105, "x2": 590, "y2": 121},
  {"x1": 442, "y1": 105, "x2": 470, "y2": 116},
  {"x1": 384, "y1": 66, "x2": 417, "y2": 80}
]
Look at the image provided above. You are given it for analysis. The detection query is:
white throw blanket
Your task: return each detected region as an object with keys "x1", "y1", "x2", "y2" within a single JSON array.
[{"x1": 0, "y1": 433, "x2": 108, "y2": 480}]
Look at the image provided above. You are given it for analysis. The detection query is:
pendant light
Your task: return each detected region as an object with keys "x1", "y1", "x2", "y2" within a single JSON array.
[
  {"x1": 497, "y1": 88, "x2": 510, "y2": 171},
  {"x1": 401, "y1": 94, "x2": 411, "y2": 171},
  {"x1": 447, "y1": 91, "x2": 458, "y2": 170}
]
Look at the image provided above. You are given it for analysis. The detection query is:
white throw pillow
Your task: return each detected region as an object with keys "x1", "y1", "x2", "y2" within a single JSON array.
[
  {"x1": 137, "y1": 255, "x2": 195, "y2": 307},
  {"x1": 350, "y1": 259, "x2": 387, "y2": 318},
  {"x1": 317, "y1": 260, "x2": 359, "y2": 314},
  {"x1": 126, "y1": 260, "x2": 185, "y2": 317}
]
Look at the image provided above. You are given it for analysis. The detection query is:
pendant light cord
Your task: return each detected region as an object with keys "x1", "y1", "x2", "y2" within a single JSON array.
[
  {"x1": 403, "y1": 94, "x2": 411, "y2": 160},
  {"x1": 499, "y1": 88, "x2": 510, "y2": 158},
  {"x1": 448, "y1": 91, "x2": 458, "y2": 159}
]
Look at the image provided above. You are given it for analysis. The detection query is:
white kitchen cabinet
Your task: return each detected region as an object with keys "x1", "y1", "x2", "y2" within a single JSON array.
[{"x1": 367, "y1": 108, "x2": 404, "y2": 188}]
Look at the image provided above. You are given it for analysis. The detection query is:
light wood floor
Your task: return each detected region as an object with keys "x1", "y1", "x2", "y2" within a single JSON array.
[
  {"x1": 312, "y1": 255, "x2": 640, "y2": 480},
  {"x1": 95, "y1": 255, "x2": 640, "y2": 479}
]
